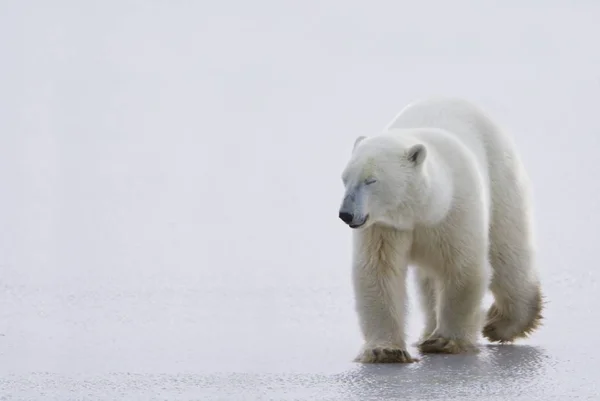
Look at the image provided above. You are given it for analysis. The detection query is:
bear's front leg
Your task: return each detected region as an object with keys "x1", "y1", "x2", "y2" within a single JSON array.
[
  {"x1": 352, "y1": 229, "x2": 418, "y2": 364},
  {"x1": 418, "y1": 261, "x2": 489, "y2": 355}
]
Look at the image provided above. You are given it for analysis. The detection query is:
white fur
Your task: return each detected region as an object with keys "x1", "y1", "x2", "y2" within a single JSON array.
[{"x1": 340, "y1": 97, "x2": 541, "y2": 362}]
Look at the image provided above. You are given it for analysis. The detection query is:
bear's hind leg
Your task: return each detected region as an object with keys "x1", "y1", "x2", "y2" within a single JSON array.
[
  {"x1": 483, "y1": 237, "x2": 543, "y2": 343},
  {"x1": 483, "y1": 190, "x2": 543, "y2": 343}
]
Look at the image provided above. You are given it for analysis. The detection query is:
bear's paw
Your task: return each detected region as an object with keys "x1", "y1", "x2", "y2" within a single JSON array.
[
  {"x1": 418, "y1": 336, "x2": 479, "y2": 354},
  {"x1": 354, "y1": 346, "x2": 419, "y2": 364}
]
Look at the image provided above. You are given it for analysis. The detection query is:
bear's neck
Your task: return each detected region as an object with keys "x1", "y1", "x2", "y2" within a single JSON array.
[{"x1": 415, "y1": 158, "x2": 453, "y2": 227}]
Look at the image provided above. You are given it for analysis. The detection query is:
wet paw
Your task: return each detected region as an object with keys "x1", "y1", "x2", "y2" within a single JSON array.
[
  {"x1": 418, "y1": 336, "x2": 478, "y2": 354},
  {"x1": 355, "y1": 346, "x2": 419, "y2": 364},
  {"x1": 412, "y1": 332, "x2": 434, "y2": 348},
  {"x1": 418, "y1": 330, "x2": 435, "y2": 344},
  {"x1": 482, "y1": 310, "x2": 514, "y2": 343},
  {"x1": 483, "y1": 300, "x2": 544, "y2": 344}
]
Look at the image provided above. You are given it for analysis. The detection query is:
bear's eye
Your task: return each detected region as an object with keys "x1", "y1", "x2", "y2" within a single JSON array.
[{"x1": 365, "y1": 179, "x2": 377, "y2": 185}]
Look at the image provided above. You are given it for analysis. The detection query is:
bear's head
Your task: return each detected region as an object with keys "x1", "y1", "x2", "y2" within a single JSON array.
[{"x1": 338, "y1": 134, "x2": 427, "y2": 230}]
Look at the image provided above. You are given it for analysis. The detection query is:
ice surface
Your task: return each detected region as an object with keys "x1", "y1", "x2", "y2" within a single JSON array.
[{"x1": 1, "y1": 1, "x2": 599, "y2": 400}]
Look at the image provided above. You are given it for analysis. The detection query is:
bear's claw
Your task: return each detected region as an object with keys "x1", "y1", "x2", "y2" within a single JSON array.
[
  {"x1": 418, "y1": 336, "x2": 478, "y2": 354},
  {"x1": 483, "y1": 291, "x2": 544, "y2": 343},
  {"x1": 355, "y1": 346, "x2": 419, "y2": 363}
]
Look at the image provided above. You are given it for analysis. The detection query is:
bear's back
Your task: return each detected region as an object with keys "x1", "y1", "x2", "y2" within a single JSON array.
[{"x1": 384, "y1": 97, "x2": 523, "y2": 193}]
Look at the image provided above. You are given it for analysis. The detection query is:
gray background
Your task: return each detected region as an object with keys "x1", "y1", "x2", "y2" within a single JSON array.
[{"x1": 1, "y1": 1, "x2": 599, "y2": 400}]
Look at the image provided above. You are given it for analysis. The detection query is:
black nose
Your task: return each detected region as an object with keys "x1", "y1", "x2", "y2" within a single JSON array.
[{"x1": 339, "y1": 211, "x2": 354, "y2": 224}]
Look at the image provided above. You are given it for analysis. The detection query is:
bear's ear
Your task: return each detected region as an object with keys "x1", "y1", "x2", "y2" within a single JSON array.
[
  {"x1": 407, "y1": 144, "x2": 427, "y2": 166},
  {"x1": 353, "y1": 136, "x2": 367, "y2": 152}
]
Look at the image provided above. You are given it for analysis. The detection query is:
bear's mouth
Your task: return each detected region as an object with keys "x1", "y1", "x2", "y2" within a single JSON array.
[{"x1": 349, "y1": 215, "x2": 369, "y2": 229}]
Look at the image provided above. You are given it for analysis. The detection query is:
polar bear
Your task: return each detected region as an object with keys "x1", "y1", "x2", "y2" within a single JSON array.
[{"x1": 339, "y1": 97, "x2": 543, "y2": 363}]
